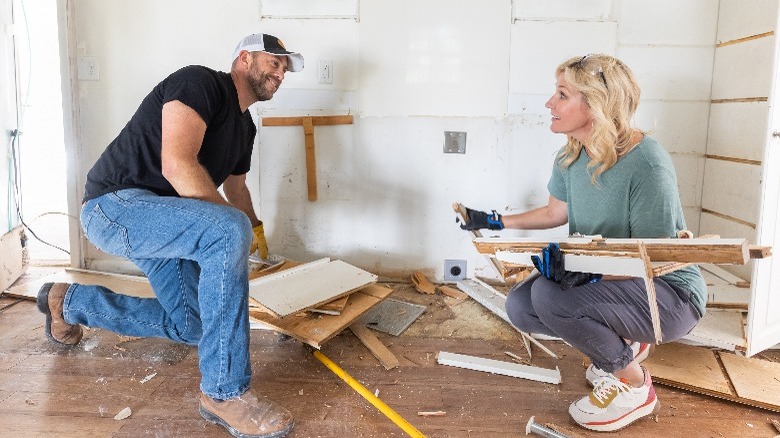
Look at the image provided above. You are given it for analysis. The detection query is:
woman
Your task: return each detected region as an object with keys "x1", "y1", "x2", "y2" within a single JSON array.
[{"x1": 459, "y1": 54, "x2": 705, "y2": 432}]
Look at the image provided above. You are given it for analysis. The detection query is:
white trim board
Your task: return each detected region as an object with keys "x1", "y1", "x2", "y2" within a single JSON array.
[
  {"x1": 248, "y1": 259, "x2": 377, "y2": 318},
  {"x1": 437, "y1": 351, "x2": 561, "y2": 384}
]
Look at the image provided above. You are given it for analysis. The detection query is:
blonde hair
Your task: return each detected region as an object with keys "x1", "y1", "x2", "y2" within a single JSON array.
[{"x1": 555, "y1": 54, "x2": 641, "y2": 183}]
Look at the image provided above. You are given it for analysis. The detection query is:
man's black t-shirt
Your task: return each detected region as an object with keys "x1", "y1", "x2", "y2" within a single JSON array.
[{"x1": 83, "y1": 65, "x2": 256, "y2": 201}]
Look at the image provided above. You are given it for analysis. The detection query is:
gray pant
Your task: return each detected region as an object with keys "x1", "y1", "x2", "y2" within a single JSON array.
[{"x1": 505, "y1": 274, "x2": 701, "y2": 373}]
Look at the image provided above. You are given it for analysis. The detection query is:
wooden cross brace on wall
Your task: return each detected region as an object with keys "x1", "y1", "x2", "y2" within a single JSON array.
[{"x1": 261, "y1": 115, "x2": 354, "y2": 201}]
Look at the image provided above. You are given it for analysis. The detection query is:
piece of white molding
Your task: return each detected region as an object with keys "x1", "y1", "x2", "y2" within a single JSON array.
[
  {"x1": 564, "y1": 253, "x2": 647, "y2": 277},
  {"x1": 437, "y1": 351, "x2": 561, "y2": 384}
]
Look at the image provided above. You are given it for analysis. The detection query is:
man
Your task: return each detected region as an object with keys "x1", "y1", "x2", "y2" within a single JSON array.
[{"x1": 36, "y1": 33, "x2": 303, "y2": 438}]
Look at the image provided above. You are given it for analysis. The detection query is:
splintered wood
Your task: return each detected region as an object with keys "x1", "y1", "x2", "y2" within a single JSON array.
[
  {"x1": 473, "y1": 236, "x2": 768, "y2": 344},
  {"x1": 250, "y1": 284, "x2": 393, "y2": 349},
  {"x1": 474, "y1": 236, "x2": 763, "y2": 265}
]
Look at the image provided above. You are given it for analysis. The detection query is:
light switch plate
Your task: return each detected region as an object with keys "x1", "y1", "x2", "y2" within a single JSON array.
[{"x1": 444, "y1": 131, "x2": 466, "y2": 154}]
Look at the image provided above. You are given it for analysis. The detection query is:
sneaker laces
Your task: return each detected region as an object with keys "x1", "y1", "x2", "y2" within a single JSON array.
[{"x1": 590, "y1": 376, "x2": 631, "y2": 405}]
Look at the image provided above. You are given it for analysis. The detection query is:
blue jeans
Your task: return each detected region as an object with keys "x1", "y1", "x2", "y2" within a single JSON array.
[
  {"x1": 505, "y1": 274, "x2": 700, "y2": 373},
  {"x1": 66, "y1": 188, "x2": 253, "y2": 400}
]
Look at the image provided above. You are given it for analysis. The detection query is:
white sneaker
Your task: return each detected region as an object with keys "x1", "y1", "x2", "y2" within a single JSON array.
[
  {"x1": 585, "y1": 342, "x2": 650, "y2": 386},
  {"x1": 569, "y1": 367, "x2": 658, "y2": 432}
]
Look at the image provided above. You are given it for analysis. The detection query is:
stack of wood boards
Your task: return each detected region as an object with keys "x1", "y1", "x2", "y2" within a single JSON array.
[
  {"x1": 4, "y1": 258, "x2": 391, "y2": 350},
  {"x1": 246, "y1": 258, "x2": 392, "y2": 348}
]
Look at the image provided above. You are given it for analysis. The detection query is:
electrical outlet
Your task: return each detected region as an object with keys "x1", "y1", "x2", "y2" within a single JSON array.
[
  {"x1": 444, "y1": 259, "x2": 467, "y2": 281},
  {"x1": 318, "y1": 59, "x2": 333, "y2": 84},
  {"x1": 77, "y1": 56, "x2": 99, "y2": 81},
  {"x1": 444, "y1": 131, "x2": 466, "y2": 154}
]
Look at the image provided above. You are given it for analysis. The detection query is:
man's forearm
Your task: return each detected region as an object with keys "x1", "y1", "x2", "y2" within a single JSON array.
[
  {"x1": 164, "y1": 160, "x2": 229, "y2": 206},
  {"x1": 223, "y1": 177, "x2": 260, "y2": 226}
]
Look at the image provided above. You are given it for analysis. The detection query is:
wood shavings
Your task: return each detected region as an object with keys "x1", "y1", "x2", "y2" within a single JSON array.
[
  {"x1": 417, "y1": 411, "x2": 446, "y2": 417},
  {"x1": 139, "y1": 372, "x2": 157, "y2": 384},
  {"x1": 114, "y1": 407, "x2": 132, "y2": 420}
]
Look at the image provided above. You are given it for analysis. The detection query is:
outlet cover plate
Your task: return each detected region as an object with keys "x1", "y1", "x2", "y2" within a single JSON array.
[
  {"x1": 77, "y1": 56, "x2": 99, "y2": 81},
  {"x1": 444, "y1": 259, "x2": 467, "y2": 281},
  {"x1": 443, "y1": 131, "x2": 466, "y2": 154}
]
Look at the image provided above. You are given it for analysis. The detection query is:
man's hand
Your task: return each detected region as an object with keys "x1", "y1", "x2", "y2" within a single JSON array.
[
  {"x1": 459, "y1": 206, "x2": 504, "y2": 231},
  {"x1": 249, "y1": 223, "x2": 268, "y2": 260},
  {"x1": 531, "y1": 242, "x2": 601, "y2": 290}
]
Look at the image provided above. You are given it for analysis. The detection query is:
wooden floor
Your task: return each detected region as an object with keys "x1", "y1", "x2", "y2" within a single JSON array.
[{"x1": 1, "y1": 281, "x2": 779, "y2": 438}]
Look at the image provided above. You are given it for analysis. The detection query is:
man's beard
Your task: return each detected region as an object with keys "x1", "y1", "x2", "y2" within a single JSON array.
[{"x1": 248, "y1": 70, "x2": 277, "y2": 101}]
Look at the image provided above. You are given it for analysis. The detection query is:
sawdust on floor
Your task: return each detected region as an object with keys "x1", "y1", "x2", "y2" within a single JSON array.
[{"x1": 385, "y1": 283, "x2": 519, "y2": 341}]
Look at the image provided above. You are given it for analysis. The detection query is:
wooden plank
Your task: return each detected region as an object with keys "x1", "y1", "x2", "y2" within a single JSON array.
[
  {"x1": 638, "y1": 242, "x2": 663, "y2": 344},
  {"x1": 261, "y1": 115, "x2": 354, "y2": 127},
  {"x1": 474, "y1": 236, "x2": 751, "y2": 264},
  {"x1": 303, "y1": 117, "x2": 317, "y2": 201},
  {"x1": 749, "y1": 245, "x2": 772, "y2": 259},
  {"x1": 719, "y1": 351, "x2": 780, "y2": 410},
  {"x1": 311, "y1": 295, "x2": 350, "y2": 314},
  {"x1": 4, "y1": 268, "x2": 155, "y2": 300},
  {"x1": 704, "y1": 154, "x2": 762, "y2": 166},
  {"x1": 436, "y1": 351, "x2": 561, "y2": 384},
  {"x1": 716, "y1": 31, "x2": 774, "y2": 48},
  {"x1": 645, "y1": 343, "x2": 780, "y2": 413},
  {"x1": 0, "y1": 226, "x2": 28, "y2": 293},
  {"x1": 248, "y1": 283, "x2": 393, "y2": 349},
  {"x1": 701, "y1": 208, "x2": 756, "y2": 229},
  {"x1": 349, "y1": 323, "x2": 400, "y2": 370},
  {"x1": 644, "y1": 343, "x2": 734, "y2": 396},
  {"x1": 248, "y1": 259, "x2": 377, "y2": 318}
]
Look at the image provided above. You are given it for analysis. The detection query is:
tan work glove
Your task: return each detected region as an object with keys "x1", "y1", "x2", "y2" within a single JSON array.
[{"x1": 249, "y1": 223, "x2": 268, "y2": 260}]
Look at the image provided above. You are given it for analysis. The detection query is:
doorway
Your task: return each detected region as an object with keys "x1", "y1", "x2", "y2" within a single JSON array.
[{"x1": 12, "y1": 0, "x2": 70, "y2": 262}]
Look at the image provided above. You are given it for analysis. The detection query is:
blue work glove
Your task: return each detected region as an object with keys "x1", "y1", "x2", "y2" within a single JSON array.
[
  {"x1": 531, "y1": 243, "x2": 602, "y2": 290},
  {"x1": 459, "y1": 206, "x2": 504, "y2": 231}
]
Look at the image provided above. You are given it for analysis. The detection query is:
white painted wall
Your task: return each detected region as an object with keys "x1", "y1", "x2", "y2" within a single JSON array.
[
  {"x1": 69, "y1": 0, "x2": 722, "y2": 280},
  {"x1": 701, "y1": 0, "x2": 779, "y2": 280}
]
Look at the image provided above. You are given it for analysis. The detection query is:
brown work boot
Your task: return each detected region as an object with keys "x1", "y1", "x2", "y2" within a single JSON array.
[
  {"x1": 199, "y1": 390, "x2": 294, "y2": 438},
  {"x1": 36, "y1": 282, "x2": 83, "y2": 345}
]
